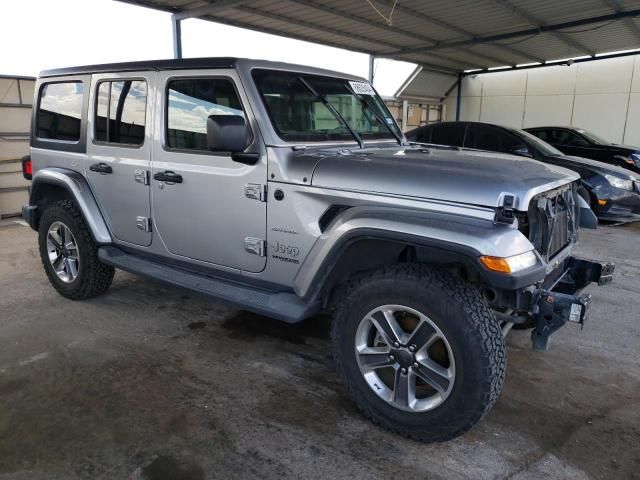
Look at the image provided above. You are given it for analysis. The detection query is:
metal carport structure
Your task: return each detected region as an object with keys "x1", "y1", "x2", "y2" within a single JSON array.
[{"x1": 114, "y1": 0, "x2": 640, "y2": 120}]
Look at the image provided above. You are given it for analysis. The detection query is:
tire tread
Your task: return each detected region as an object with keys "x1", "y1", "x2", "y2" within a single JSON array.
[
  {"x1": 331, "y1": 264, "x2": 506, "y2": 442},
  {"x1": 39, "y1": 200, "x2": 114, "y2": 300}
]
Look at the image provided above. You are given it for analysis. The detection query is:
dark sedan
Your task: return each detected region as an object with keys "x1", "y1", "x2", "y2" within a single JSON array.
[
  {"x1": 524, "y1": 126, "x2": 640, "y2": 174},
  {"x1": 406, "y1": 121, "x2": 640, "y2": 222}
]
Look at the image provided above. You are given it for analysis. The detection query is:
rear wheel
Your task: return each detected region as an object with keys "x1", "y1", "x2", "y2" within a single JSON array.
[
  {"x1": 332, "y1": 264, "x2": 506, "y2": 442},
  {"x1": 38, "y1": 200, "x2": 115, "y2": 300}
]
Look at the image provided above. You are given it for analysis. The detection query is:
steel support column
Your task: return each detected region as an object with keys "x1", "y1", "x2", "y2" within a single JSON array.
[
  {"x1": 368, "y1": 55, "x2": 375, "y2": 83},
  {"x1": 172, "y1": 15, "x2": 183, "y2": 59},
  {"x1": 455, "y1": 73, "x2": 462, "y2": 121}
]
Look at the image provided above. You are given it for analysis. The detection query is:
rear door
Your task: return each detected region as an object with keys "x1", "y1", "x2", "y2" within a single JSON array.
[
  {"x1": 86, "y1": 72, "x2": 153, "y2": 246},
  {"x1": 150, "y1": 70, "x2": 267, "y2": 272}
]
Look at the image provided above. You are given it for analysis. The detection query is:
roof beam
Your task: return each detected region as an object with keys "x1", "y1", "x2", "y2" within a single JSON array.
[
  {"x1": 282, "y1": 0, "x2": 508, "y2": 68},
  {"x1": 376, "y1": 0, "x2": 545, "y2": 64},
  {"x1": 173, "y1": 0, "x2": 247, "y2": 21},
  {"x1": 490, "y1": 0, "x2": 595, "y2": 56},
  {"x1": 603, "y1": 0, "x2": 640, "y2": 42},
  {"x1": 384, "y1": 9, "x2": 640, "y2": 57},
  {"x1": 233, "y1": 5, "x2": 408, "y2": 52},
  {"x1": 164, "y1": 11, "x2": 454, "y2": 74},
  {"x1": 232, "y1": 4, "x2": 483, "y2": 69}
]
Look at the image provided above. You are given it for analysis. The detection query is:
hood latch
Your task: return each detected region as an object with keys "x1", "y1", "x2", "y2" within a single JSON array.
[{"x1": 495, "y1": 194, "x2": 516, "y2": 225}]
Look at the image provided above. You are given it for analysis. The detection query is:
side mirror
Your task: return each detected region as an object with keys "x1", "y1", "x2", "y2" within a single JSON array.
[
  {"x1": 510, "y1": 145, "x2": 533, "y2": 158},
  {"x1": 206, "y1": 115, "x2": 248, "y2": 153}
]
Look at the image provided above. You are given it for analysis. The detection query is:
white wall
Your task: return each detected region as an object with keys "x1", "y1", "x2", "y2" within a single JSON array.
[{"x1": 444, "y1": 55, "x2": 640, "y2": 145}]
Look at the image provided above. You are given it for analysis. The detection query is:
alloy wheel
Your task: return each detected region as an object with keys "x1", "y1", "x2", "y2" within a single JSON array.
[
  {"x1": 46, "y1": 221, "x2": 80, "y2": 283},
  {"x1": 354, "y1": 304, "x2": 456, "y2": 412}
]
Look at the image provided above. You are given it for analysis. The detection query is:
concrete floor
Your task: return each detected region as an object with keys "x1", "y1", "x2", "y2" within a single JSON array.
[{"x1": 0, "y1": 219, "x2": 638, "y2": 480}]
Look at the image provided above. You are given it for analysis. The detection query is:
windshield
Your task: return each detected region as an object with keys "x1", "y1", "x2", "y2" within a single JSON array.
[
  {"x1": 252, "y1": 69, "x2": 400, "y2": 143},
  {"x1": 516, "y1": 129, "x2": 565, "y2": 156},
  {"x1": 575, "y1": 128, "x2": 609, "y2": 145}
]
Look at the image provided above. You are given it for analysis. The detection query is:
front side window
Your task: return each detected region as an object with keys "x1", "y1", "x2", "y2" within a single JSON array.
[
  {"x1": 430, "y1": 124, "x2": 465, "y2": 146},
  {"x1": 555, "y1": 129, "x2": 581, "y2": 145},
  {"x1": 166, "y1": 78, "x2": 245, "y2": 151},
  {"x1": 95, "y1": 80, "x2": 147, "y2": 145},
  {"x1": 575, "y1": 129, "x2": 608, "y2": 145},
  {"x1": 515, "y1": 129, "x2": 563, "y2": 156},
  {"x1": 252, "y1": 69, "x2": 400, "y2": 143},
  {"x1": 37, "y1": 82, "x2": 84, "y2": 141}
]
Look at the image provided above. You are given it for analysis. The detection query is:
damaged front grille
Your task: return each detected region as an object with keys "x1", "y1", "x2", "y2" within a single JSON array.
[{"x1": 521, "y1": 184, "x2": 578, "y2": 262}]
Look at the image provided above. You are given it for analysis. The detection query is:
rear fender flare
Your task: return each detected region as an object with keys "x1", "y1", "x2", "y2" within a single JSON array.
[{"x1": 29, "y1": 168, "x2": 112, "y2": 244}]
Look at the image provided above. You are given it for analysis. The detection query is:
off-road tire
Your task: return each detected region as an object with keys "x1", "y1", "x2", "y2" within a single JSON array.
[
  {"x1": 331, "y1": 264, "x2": 506, "y2": 442},
  {"x1": 38, "y1": 200, "x2": 115, "y2": 300}
]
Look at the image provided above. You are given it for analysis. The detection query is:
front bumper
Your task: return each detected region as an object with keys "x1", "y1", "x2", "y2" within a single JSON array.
[
  {"x1": 529, "y1": 258, "x2": 614, "y2": 351},
  {"x1": 593, "y1": 184, "x2": 640, "y2": 223}
]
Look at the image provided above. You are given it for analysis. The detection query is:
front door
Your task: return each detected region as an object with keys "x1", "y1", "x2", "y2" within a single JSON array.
[
  {"x1": 86, "y1": 72, "x2": 154, "y2": 246},
  {"x1": 151, "y1": 70, "x2": 267, "y2": 273}
]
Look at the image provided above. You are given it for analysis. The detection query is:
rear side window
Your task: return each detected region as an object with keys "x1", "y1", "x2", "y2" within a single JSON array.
[
  {"x1": 166, "y1": 78, "x2": 245, "y2": 151},
  {"x1": 531, "y1": 129, "x2": 550, "y2": 142},
  {"x1": 95, "y1": 80, "x2": 147, "y2": 146},
  {"x1": 429, "y1": 124, "x2": 465, "y2": 146},
  {"x1": 37, "y1": 82, "x2": 84, "y2": 141}
]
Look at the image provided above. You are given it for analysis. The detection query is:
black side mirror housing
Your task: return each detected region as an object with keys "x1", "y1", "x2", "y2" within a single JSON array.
[
  {"x1": 511, "y1": 145, "x2": 533, "y2": 158},
  {"x1": 206, "y1": 115, "x2": 248, "y2": 153}
]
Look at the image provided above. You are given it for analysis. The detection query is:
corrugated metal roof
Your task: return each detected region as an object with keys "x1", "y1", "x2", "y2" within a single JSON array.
[{"x1": 116, "y1": 0, "x2": 640, "y2": 74}]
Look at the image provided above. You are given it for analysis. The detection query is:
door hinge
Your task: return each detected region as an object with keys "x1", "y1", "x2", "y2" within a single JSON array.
[
  {"x1": 245, "y1": 183, "x2": 267, "y2": 202},
  {"x1": 244, "y1": 237, "x2": 266, "y2": 257},
  {"x1": 136, "y1": 216, "x2": 152, "y2": 232},
  {"x1": 134, "y1": 169, "x2": 150, "y2": 185}
]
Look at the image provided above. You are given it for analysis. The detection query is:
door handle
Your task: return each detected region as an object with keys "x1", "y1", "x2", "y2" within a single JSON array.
[
  {"x1": 153, "y1": 171, "x2": 183, "y2": 184},
  {"x1": 89, "y1": 162, "x2": 113, "y2": 174}
]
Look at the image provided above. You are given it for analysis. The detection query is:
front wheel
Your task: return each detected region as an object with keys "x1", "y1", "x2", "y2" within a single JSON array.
[{"x1": 332, "y1": 264, "x2": 506, "y2": 442}]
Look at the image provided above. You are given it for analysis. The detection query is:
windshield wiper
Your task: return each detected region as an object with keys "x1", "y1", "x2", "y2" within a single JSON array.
[
  {"x1": 297, "y1": 76, "x2": 364, "y2": 149},
  {"x1": 350, "y1": 89, "x2": 404, "y2": 146}
]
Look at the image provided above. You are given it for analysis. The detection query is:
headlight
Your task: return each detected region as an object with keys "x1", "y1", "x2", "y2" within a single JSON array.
[
  {"x1": 479, "y1": 251, "x2": 538, "y2": 274},
  {"x1": 604, "y1": 174, "x2": 634, "y2": 191}
]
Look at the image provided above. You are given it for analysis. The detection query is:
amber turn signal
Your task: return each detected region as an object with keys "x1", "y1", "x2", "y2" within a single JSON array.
[
  {"x1": 479, "y1": 251, "x2": 538, "y2": 274},
  {"x1": 479, "y1": 256, "x2": 512, "y2": 273}
]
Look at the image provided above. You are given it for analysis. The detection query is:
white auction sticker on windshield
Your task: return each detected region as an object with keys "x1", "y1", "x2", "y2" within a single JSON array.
[{"x1": 349, "y1": 81, "x2": 376, "y2": 95}]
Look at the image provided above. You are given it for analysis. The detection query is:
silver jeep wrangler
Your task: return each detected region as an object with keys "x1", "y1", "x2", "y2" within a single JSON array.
[{"x1": 22, "y1": 58, "x2": 614, "y2": 442}]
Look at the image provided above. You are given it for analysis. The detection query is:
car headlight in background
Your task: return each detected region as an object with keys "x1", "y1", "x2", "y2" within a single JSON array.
[
  {"x1": 480, "y1": 251, "x2": 538, "y2": 274},
  {"x1": 604, "y1": 174, "x2": 634, "y2": 191}
]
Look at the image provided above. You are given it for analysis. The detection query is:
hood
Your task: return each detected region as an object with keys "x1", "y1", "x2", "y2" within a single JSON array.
[
  {"x1": 545, "y1": 154, "x2": 639, "y2": 180},
  {"x1": 310, "y1": 146, "x2": 579, "y2": 210}
]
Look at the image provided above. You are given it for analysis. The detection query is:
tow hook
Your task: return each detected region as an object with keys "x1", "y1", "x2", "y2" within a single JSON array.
[{"x1": 531, "y1": 290, "x2": 592, "y2": 351}]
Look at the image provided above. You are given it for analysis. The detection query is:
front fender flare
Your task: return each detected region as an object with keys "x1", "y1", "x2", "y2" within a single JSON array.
[
  {"x1": 293, "y1": 206, "x2": 540, "y2": 301},
  {"x1": 28, "y1": 168, "x2": 112, "y2": 244}
]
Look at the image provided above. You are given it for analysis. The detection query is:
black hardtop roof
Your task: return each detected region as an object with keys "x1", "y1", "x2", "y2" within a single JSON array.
[{"x1": 39, "y1": 57, "x2": 239, "y2": 78}]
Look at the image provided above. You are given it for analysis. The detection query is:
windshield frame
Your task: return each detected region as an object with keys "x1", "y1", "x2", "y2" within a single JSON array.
[{"x1": 251, "y1": 68, "x2": 401, "y2": 146}]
